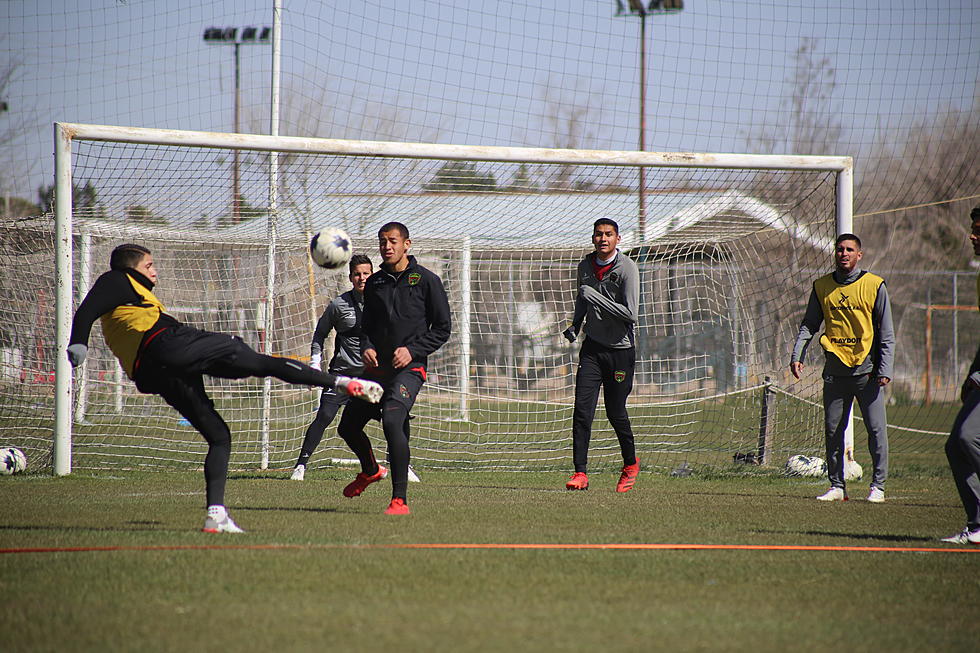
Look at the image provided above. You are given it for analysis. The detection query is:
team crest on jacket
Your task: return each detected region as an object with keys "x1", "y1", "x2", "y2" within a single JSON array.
[
  {"x1": 614, "y1": 370, "x2": 626, "y2": 382},
  {"x1": 399, "y1": 384, "x2": 411, "y2": 399},
  {"x1": 408, "y1": 272, "x2": 421, "y2": 286}
]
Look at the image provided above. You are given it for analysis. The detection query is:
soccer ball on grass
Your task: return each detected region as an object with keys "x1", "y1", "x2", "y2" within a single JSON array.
[
  {"x1": 785, "y1": 454, "x2": 826, "y2": 478},
  {"x1": 0, "y1": 447, "x2": 27, "y2": 475},
  {"x1": 310, "y1": 228, "x2": 353, "y2": 270},
  {"x1": 844, "y1": 458, "x2": 863, "y2": 481}
]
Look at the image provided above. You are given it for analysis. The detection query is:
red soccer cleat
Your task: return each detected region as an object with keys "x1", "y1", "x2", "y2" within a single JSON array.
[
  {"x1": 565, "y1": 472, "x2": 589, "y2": 491},
  {"x1": 616, "y1": 457, "x2": 640, "y2": 493},
  {"x1": 343, "y1": 464, "x2": 387, "y2": 498},
  {"x1": 384, "y1": 497, "x2": 410, "y2": 515}
]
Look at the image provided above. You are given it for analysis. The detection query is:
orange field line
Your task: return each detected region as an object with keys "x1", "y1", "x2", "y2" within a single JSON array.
[{"x1": 1, "y1": 542, "x2": 978, "y2": 555}]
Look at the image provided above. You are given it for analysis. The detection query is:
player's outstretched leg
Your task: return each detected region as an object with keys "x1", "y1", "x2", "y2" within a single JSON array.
[{"x1": 206, "y1": 341, "x2": 382, "y2": 403}]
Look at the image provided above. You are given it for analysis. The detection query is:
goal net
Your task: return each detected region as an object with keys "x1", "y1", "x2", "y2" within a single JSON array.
[{"x1": 40, "y1": 123, "x2": 852, "y2": 474}]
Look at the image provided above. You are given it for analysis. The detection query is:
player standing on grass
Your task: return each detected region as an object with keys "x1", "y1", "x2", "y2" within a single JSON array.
[
  {"x1": 562, "y1": 218, "x2": 640, "y2": 493},
  {"x1": 336, "y1": 222, "x2": 451, "y2": 515},
  {"x1": 67, "y1": 244, "x2": 382, "y2": 534},
  {"x1": 290, "y1": 254, "x2": 374, "y2": 481},
  {"x1": 790, "y1": 233, "x2": 894, "y2": 503},
  {"x1": 940, "y1": 207, "x2": 980, "y2": 545}
]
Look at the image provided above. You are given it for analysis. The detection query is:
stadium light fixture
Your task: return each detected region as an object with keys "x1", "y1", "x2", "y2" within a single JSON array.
[
  {"x1": 203, "y1": 25, "x2": 271, "y2": 223},
  {"x1": 613, "y1": 1, "x2": 683, "y2": 240},
  {"x1": 615, "y1": 0, "x2": 684, "y2": 16}
]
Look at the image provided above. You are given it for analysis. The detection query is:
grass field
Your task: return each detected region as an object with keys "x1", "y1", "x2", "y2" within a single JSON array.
[{"x1": 2, "y1": 467, "x2": 978, "y2": 652}]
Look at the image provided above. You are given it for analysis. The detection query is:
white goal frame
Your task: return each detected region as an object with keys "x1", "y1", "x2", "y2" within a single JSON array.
[{"x1": 52, "y1": 121, "x2": 853, "y2": 475}]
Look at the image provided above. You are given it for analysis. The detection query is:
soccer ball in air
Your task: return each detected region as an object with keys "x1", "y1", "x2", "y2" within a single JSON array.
[
  {"x1": 0, "y1": 447, "x2": 27, "y2": 475},
  {"x1": 785, "y1": 455, "x2": 826, "y2": 478},
  {"x1": 310, "y1": 228, "x2": 353, "y2": 270}
]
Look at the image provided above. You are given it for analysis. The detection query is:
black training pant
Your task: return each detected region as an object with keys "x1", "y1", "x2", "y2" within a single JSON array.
[
  {"x1": 297, "y1": 387, "x2": 349, "y2": 467},
  {"x1": 337, "y1": 367, "x2": 424, "y2": 500},
  {"x1": 571, "y1": 338, "x2": 636, "y2": 473},
  {"x1": 946, "y1": 388, "x2": 980, "y2": 530}
]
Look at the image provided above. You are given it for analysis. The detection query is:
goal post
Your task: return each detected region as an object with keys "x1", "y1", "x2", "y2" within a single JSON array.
[{"x1": 52, "y1": 121, "x2": 852, "y2": 476}]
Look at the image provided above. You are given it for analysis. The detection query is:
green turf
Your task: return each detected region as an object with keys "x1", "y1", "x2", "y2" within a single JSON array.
[{"x1": 1, "y1": 469, "x2": 978, "y2": 652}]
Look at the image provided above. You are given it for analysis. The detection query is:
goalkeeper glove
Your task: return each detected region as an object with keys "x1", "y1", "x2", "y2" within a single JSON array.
[
  {"x1": 562, "y1": 326, "x2": 578, "y2": 343},
  {"x1": 67, "y1": 344, "x2": 88, "y2": 367},
  {"x1": 310, "y1": 353, "x2": 322, "y2": 371}
]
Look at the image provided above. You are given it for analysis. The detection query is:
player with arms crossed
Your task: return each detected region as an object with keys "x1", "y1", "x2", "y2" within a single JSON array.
[
  {"x1": 67, "y1": 244, "x2": 382, "y2": 533},
  {"x1": 790, "y1": 233, "x2": 895, "y2": 503},
  {"x1": 336, "y1": 222, "x2": 451, "y2": 515},
  {"x1": 940, "y1": 207, "x2": 980, "y2": 545},
  {"x1": 291, "y1": 254, "x2": 374, "y2": 481},
  {"x1": 562, "y1": 218, "x2": 641, "y2": 492}
]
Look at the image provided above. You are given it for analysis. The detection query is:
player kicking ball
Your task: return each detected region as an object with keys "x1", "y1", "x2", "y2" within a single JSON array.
[{"x1": 67, "y1": 244, "x2": 382, "y2": 534}]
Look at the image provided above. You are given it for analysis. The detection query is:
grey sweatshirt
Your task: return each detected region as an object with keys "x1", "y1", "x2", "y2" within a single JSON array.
[
  {"x1": 310, "y1": 289, "x2": 364, "y2": 375},
  {"x1": 569, "y1": 250, "x2": 640, "y2": 349},
  {"x1": 791, "y1": 267, "x2": 895, "y2": 378}
]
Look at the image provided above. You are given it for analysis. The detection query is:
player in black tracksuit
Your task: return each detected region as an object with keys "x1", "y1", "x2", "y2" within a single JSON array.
[
  {"x1": 67, "y1": 243, "x2": 381, "y2": 533},
  {"x1": 337, "y1": 222, "x2": 451, "y2": 514}
]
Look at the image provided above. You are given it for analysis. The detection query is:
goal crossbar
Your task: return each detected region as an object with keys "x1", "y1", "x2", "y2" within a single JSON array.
[{"x1": 56, "y1": 122, "x2": 853, "y2": 171}]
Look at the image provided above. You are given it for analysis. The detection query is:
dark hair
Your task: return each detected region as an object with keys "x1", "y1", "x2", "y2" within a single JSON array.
[
  {"x1": 593, "y1": 218, "x2": 619, "y2": 234},
  {"x1": 348, "y1": 254, "x2": 372, "y2": 272},
  {"x1": 110, "y1": 243, "x2": 151, "y2": 271},
  {"x1": 970, "y1": 206, "x2": 980, "y2": 223},
  {"x1": 378, "y1": 222, "x2": 409, "y2": 240},
  {"x1": 834, "y1": 233, "x2": 862, "y2": 249}
]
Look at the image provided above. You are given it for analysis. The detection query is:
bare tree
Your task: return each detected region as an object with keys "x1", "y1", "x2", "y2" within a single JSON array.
[
  {"x1": 520, "y1": 75, "x2": 621, "y2": 191},
  {"x1": 740, "y1": 39, "x2": 846, "y2": 371},
  {"x1": 240, "y1": 83, "x2": 447, "y2": 236},
  {"x1": 745, "y1": 38, "x2": 843, "y2": 157},
  {"x1": 0, "y1": 48, "x2": 38, "y2": 214},
  {"x1": 861, "y1": 87, "x2": 980, "y2": 272}
]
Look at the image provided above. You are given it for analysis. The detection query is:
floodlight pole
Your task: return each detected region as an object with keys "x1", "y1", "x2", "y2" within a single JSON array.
[
  {"x1": 615, "y1": 1, "x2": 683, "y2": 242},
  {"x1": 204, "y1": 26, "x2": 270, "y2": 224}
]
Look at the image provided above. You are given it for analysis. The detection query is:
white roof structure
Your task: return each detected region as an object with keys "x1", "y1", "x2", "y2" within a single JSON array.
[
  {"x1": 63, "y1": 189, "x2": 832, "y2": 254},
  {"x1": 214, "y1": 189, "x2": 832, "y2": 253}
]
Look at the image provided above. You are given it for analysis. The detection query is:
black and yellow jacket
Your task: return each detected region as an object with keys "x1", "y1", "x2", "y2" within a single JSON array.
[{"x1": 69, "y1": 268, "x2": 179, "y2": 379}]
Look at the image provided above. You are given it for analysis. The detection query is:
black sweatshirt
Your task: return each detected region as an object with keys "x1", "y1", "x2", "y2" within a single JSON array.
[{"x1": 361, "y1": 255, "x2": 451, "y2": 373}]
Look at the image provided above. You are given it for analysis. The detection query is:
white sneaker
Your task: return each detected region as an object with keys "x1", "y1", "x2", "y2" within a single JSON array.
[
  {"x1": 940, "y1": 527, "x2": 980, "y2": 544},
  {"x1": 291, "y1": 464, "x2": 306, "y2": 481},
  {"x1": 816, "y1": 487, "x2": 847, "y2": 502},
  {"x1": 202, "y1": 514, "x2": 245, "y2": 534},
  {"x1": 867, "y1": 487, "x2": 885, "y2": 503}
]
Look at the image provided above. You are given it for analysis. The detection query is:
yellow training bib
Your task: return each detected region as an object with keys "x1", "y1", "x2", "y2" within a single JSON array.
[
  {"x1": 814, "y1": 271, "x2": 883, "y2": 368},
  {"x1": 100, "y1": 273, "x2": 166, "y2": 378}
]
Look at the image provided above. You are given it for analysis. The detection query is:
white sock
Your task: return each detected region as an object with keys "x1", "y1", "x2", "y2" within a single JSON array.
[{"x1": 207, "y1": 505, "x2": 227, "y2": 521}]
